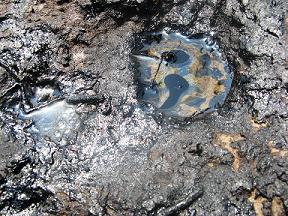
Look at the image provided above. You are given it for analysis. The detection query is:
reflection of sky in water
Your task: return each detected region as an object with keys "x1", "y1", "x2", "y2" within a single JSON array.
[
  {"x1": 20, "y1": 100, "x2": 79, "y2": 145},
  {"x1": 160, "y1": 74, "x2": 189, "y2": 109},
  {"x1": 135, "y1": 31, "x2": 233, "y2": 118},
  {"x1": 30, "y1": 87, "x2": 61, "y2": 107}
]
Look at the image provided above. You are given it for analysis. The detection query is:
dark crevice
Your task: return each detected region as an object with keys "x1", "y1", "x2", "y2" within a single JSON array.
[
  {"x1": 210, "y1": 0, "x2": 227, "y2": 27},
  {"x1": 0, "y1": 186, "x2": 53, "y2": 212},
  {"x1": 56, "y1": 0, "x2": 70, "y2": 5},
  {"x1": 66, "y1": 94, "x2": 105, "y2": 105},
  {"x1": 71, "y1": 31, "x2": 91, "y2": 46},
  {"x1": 0, "y1": 16, "x2": 9, "y2": 23},
  {"x1": 0, "y1": 175, "x2": 7, "y2": 186},
  {"x1": 238, "y1": 48, "x2": 257, "y2": 66},
  {"x1": 80, "y1": 0, "x2": 175, "y2": 26},
  {"x1": 7, "y1": 157, "x2": 32, "y2": 175},
  {"x1": 157, "y1": 188, "x2": 204, "y2": 216},
  {"x1": 264, "y1": 28, "x2": 279, "y2": 38}
]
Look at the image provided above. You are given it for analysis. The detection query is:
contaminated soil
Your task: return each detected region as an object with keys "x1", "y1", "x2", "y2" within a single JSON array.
[{"x1": 0, "y1": 0, "x2": 287, "y2": 215}]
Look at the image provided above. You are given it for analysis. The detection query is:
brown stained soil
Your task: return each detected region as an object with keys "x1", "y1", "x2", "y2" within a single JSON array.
[{"x1": 212, "y1": 133, "x2": 245, "y2": 172}]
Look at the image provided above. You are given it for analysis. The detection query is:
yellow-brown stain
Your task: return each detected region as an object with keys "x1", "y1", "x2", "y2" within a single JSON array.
[
  {"x1": 213, "y1": 81, "x2": 225, "y2": 94},
  {"x1": 250, "y1": 118, "x2": 268, "y2": 132},
  {"x1": 177, "y1": 104, "x2": 198, "y2": 117},
  {"x1": 207, "y1": 162, "x2": 214, "y2": 167},
  {"x1": 180, "y1": 93, "x2": 199, "y2": 104},
  {"x1": 206, "y1": 158, "x2": 222, "y2": 168},
  {"x1": 268, "y1": 141, "x2": 288, "y2": 158},
  {"x1": 271, "y1": 196, "x2": 285, "y2": 216},
  {"x1": 248, "y1": 189, "x2": 267, "y2": 216},
  {"x1": 106, "y1": 207, "x2": 117, "y2": 216},
  {"x1": 194, "y1": 76, "x2": 225, "y2": 94},
  {"x1": 211, "y1": 60, "x2": 225, "y2": 77},
  {"x1": 213, "y1": 133, "x2": 245, "y2": 172},
  {"x1": 191, "y1": 76, "x2": 225, "y2": 111},
  {"x1": 55, "y1": 191, "x2": 90, "y2": 215},
  {"x1": 146, "y1": 49, "x2": 155, "y2": 57},
  {"x1": 189, "y1": 58, "x2": 202, "y2": 73},
  {"x1": 148, "y1": 62, "x2": 159, "y2": 80},
  {"x1": 285, "y1": 17, "x2": 288, "y2": 59}
]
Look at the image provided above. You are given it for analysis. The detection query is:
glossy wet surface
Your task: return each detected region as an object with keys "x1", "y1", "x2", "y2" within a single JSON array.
[
  {"x1": 0, "y1": 1, "x2": 287, "y2": 215},
  {"x1": 134, "y1": 31, "x2": 233, "y2": 118},
  {"x1": 160, "y1": 74, "x2": 189, "y2": 109}
]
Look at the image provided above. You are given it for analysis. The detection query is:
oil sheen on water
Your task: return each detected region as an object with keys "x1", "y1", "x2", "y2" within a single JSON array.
[{"x1": 134, "y1": 31, "x2": 233, "y2": 118}]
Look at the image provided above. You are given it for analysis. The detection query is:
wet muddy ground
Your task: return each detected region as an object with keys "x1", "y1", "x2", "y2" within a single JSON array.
[{"x1": 0, "y1": 0, "x2": 287, "y2": 215}]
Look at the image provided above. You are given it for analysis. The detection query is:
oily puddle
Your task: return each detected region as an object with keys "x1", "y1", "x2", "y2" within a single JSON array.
[{"x1": 133, "y1": 30, "x2": 233, "y2": 119}]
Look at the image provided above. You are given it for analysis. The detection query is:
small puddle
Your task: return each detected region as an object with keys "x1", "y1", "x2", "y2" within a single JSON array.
[
  {"x1": 15, "y1": 83, "x2": 81, "y2": 140},
  {"x1": 19, "y1": 99, "x2": 79, "y2": 145},
  {"x1": 133, "y1": 31, "x2": 233, "y2": 118}
]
